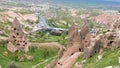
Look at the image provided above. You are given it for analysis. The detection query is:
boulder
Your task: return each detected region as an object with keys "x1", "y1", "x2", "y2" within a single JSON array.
[
  {"x1": 97, "y1": 55, "x2": 102, "y2": 60},
  {"x1": 81, "y1": 60, "x2": 86, "y2": 64},
  {"x1": 26, "y1": 55, "x2": 33, "y2": 61},
  {"x1": 3, "y1": 51, "x2": 8, "y2": 56},
  {"x1": 74, "y1": 62, "x2": 84, "y2": 68},
  {"x1": 19, "y1": 56, "x2": 25, "y2": 62},
  {"x1": 25, "y1": 54, "x2": 33, "y2": 61}
]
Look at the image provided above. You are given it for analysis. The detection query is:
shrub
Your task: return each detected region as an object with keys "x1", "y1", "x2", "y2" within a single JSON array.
[{"x1": 7, "y1": 61, "x2": 20, "y2": 68}]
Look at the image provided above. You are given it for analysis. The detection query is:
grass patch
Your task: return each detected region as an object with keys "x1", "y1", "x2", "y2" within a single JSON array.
[
  {"x1": 77, "y1": 48, "x2": 120, "y2": 68},
  {"x1": 0, "y1": 9, "x2": 7, "y2": 12},
  {"x1": 0, "y1": 41, "x2": 59, "y2": 68},
  {"x1": 15, "y1": 10, "x2": 33, "y2": 15}
]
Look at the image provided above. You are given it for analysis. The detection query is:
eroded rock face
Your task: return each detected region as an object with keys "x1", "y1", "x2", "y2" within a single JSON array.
[
  {"x1": 45, "y1": 59, "x2": 58, "y2": 68},
  {"x1": 91, "y1": 40, "x2": 102, "y2": 56},
  {"x1": 62, "y1": 23, "x2": 90, "y2": 58},
  {"x1": 84, "y1": 27, "x2": 120, "y2": 58},
  {"x1": 49, "y1": 21, "x2": 120, "y2": 68},
  {"x1": 7, "y1": 18, "x2": 29, "y2": 53},
  {"x1": 113, "y1": 22, "x2": 120, "y2": 30},
  {"x1": 84, "y1": 34, "x2": 103, "y2": 58},
  {"x1": 80, "y1": 23, "x2": 91, "y2": 51},
  {"x1": 105, "y1": 32, "x2": 119, "y2": 49},
  {"x1": 58, "y1": 46, "x2": 66, "y2": 59},
  {"x1": 55, "y1": 23, "x2": 90, "y2": 68},
  {"x1": 56, "y1": 52, "x2": 83, "y2": 68},
  {"x1": 93, "y1": 13, "x2": 120, "y2": 30},
  {"x1": 68, "y1": 24, "x2": 79, "y2": 48},
  {"x1": 7, "y1": 42, "x2": 18, "y2": 53}
]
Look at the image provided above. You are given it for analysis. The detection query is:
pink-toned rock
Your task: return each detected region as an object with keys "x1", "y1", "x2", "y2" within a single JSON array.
[
  {"x1": 64, "y1": 23, "x2": 90, "y2": 58},
  {"x1": 8, "y1": 18, "x2": 29, "y2": 52},
  {"x1": 7, "y1": 42, "x2": 18, "y2": 53},
  {"x1": 26, "y1": 55, "x2": 33, "y2": 61},
  {"x1": 56, "y1": 52, "x2": 83, "y2": 68},
  {"x1": 45, "y1": 59, "x2": 58, "y2": 68},
  {"x1": 92, "y1": 13, "x2": 120, "y2": 30},
  {"x1": 68, "y1": 24, "x2": 78, "y2": 48},
  {"x1": 74, "y1": 62, "x2": 84, "y2": 68}
]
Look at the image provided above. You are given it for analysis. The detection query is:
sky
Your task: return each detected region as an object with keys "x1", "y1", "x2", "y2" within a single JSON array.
[{"x1": 105, "y1": 0, "x2": 120, "y2": 1}]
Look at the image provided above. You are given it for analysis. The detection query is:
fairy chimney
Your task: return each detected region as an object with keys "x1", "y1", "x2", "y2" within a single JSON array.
[
  {"x1": 84, "y1": 37, "x2": 102, "y2": 58},
  {"x1": 80, "y1": 22, "x2": 91, "y2": 50},
  {"x1": 54, "y1": 22, "x2": 91, "y2": 68},
  {"x1": 61, "y1": 23, "x2": 90, "y2": 58},
  {"x1": 67, "y1": 24, "x2": 78, "y2": 48},
  {"x1": 7, "y1": 18, "x2": 29, "y2": 53}
]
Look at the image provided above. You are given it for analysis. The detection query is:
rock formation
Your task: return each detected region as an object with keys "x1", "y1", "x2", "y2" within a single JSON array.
[
  {"x1": 46, "y1": 21, "x2": 120, "y2": 68},
  {"x1": 84, "y1": 38, "x2": 102, "y2": 58},
  {"x1": 55, "y1": 52, "x2": 83, "y2": 68},
  {"x1": 80, "y1": 22, "x2": 91, "y2": 51},
  {"x1": 67, "y1": 24, "x2": 79, "y2": 48},
  {"x1": 55, "y1": 23, "x2": 90, "y2": 68},
  {"x1": 7, "y1": 18, "x2": 29, "y2": 53}
]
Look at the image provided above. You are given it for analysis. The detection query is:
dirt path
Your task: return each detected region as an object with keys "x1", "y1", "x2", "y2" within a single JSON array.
[
  {"x1": 32, "y1": 56, "x2": 57, "y2": 68},
  {"x1": 0, "y1": 36, "x2": 7, "y2": 41},
  {"x1": 29, "y1": 42, "x2": 64, "y2": 49}
]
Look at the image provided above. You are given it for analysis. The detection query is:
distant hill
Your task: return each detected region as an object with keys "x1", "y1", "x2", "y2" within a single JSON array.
[{"x1": 0, "y1": 0, "x2": 120, "y2": 10}]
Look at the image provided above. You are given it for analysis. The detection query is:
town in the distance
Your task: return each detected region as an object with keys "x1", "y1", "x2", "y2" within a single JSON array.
[{"x1": 0, "y1": 0, "x2": 120, "y2": 68}]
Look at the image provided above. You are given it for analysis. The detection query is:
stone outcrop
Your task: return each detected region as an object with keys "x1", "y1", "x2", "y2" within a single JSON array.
[
  {"x1": 54, "y1": 23, "x2": 90, "y2": 68},
  {"x1": 7, "y1": 18, "x2": 29, "y2": 53},
  {"x1": 84, "y1": 38, "x2": 102, "y2": 58},
  {"x1": 92, "y1": 13, "x2": 120, "y2": 30},
  {"x1": 55, "y1": 52, "x2": 83, "y2": 68},
  {"x1": 67, "y1": 24, "x2": 79, "y2": 48},
  {"x1": 47, "y1": 21, "x2": 120, "y2": 68},
  {"x1": 58, "y1": 47, "x2": 66, "y2": 59},
  {"x1": 74, "y1": 62, "x2": 84, "y2": 68},
  {"x1": 45, "y1": 59, "x2": 58, "y2": 68},
  {"x1": 62, "y1": 23, "x2": 90, "y2": 58},
  {"x1": 80, "y1": 22, "x2": 91, "y2": 51}
]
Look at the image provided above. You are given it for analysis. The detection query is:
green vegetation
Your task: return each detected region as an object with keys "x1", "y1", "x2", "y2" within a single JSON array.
[
  {"x1": 0, "y1": 40, "x2": 59, "y2": 68},
  {"x1": 58, "y1": 31, "x2": 68, "y2": 46},
  {"x1": 0, "y1": 9, "x2": 7, "y2": 12},
  {"x1": 0, "y1": 20, "x2": 11, "y2": 37},
  {"x1": 28, "y1": 31, "x2": 68, "y2": 46},
  {"x1": 7, "y1": 62, "x2": 20, "y2": 68},
  {"x1": 15, "y1": 10, "x2": 33, "y2": 14},
  {"x1": 0, "y1": 8, "x2": 119, "y2": 68},
  {"x1": 77, "y1": 48, "x2": 120, "y2": 68}
]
